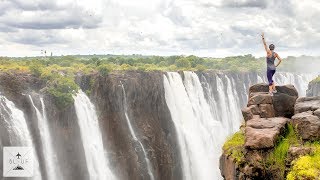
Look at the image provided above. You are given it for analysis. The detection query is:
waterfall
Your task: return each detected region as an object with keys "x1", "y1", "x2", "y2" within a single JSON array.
[
  {"x1": 73, "y1": 90, "x2": 115, "y2": 180},
  {"x1": 0, "y1": 95, "x2": 42, "y2": 180},
  {"x1": 257, "y1": 72, "x2": 316, "y2": 96},
  {"x1": 120, "y1": 82, "x2": 155, "y2": 180},
  {"x1": 164, "y1": 72, "x2": 225, "y2": 180},
  {"x1": 164, "y1": 71, "x2": 316, "y2": 180},
  {"x1": 28, "y1": 95, "x2": 61, "y2": 180}
]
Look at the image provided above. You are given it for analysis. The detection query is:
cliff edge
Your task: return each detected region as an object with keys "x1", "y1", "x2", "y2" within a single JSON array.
[{"x1": 220, "y1": 83, "x2": 320, "y2": 180}]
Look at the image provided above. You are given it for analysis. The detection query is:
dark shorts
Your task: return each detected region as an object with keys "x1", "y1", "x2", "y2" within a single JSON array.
[{"x1": 267, "y1": 69, "x2": 276, "y2": 86}]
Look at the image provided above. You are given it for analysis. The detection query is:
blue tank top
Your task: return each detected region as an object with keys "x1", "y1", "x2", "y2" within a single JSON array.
[{"x1": 266, "y1": 52, "x2": 276, "y2": 70}]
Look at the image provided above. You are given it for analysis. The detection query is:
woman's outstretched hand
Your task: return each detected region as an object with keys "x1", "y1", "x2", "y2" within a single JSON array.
[{"x1": 261, "y1": 32, "x2": 264, "y2": 39}]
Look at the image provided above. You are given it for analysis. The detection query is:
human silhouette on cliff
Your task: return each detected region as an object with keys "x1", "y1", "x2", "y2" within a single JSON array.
[{"x1": 261, "y1": 33, "x2": 283, "y2": 96}]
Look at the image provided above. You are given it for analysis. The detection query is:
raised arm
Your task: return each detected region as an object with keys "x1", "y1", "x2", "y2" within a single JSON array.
[
  {"x1": 275, "y1": 53, "x2": 282, "y2": 67},
  {"x1": 261, "y1": 33, "x2": 269, "y2": 53}
]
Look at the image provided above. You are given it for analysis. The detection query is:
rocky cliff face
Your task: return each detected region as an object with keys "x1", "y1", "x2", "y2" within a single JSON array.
[
  {"x1": 306, "y1": 77, "x2": 320, "y2": 97},
  {"x1": 0, "y1": 71, "x2": 316, "y2": 180},
  {"x1": 89, "y1": 71, "x2": 183, "y2": 180},
  {"x1": 220, "y1": 83, "x2": 320, "y2": 180}
]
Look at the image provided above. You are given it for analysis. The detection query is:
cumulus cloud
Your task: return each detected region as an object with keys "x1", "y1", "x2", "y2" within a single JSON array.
[
  {"x1": 0, "y1": 0, "x2": 102, "y2": 30},
  {"x1": 0, "y1": 0, "x2": 319, "y2": 57}
]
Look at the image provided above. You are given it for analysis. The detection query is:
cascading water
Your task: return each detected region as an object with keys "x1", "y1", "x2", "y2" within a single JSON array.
[
  {"x1": 257, "y1": 72, "x2": 316, "y2": 96},
  {"x1": 164, "y1": 72, "x2": 225, "y2": 180},
  {"x1": 73, "y1": 90, "x2": 115, "y2": 180},
  {"x1": 28, "y1": 95, "x2": 61, "y2": 180},
  {"x1": 120, "y1": 82, "x2": 155, "y2": 180},
  {"x1": 0, "y1": 95, "x2": 42, "y2": 180},
  {"x1": 164, "y1": 71, "x2": 317, "y2": 180}
]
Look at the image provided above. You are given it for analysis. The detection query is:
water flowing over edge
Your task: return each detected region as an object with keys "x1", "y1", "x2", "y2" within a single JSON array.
[
  {"x1": 163, "y1": 71, "x2": 316, "y2": 180},
  {"x1": 28, "y1": 95, "x2": 61, "y2": 180},
  {"x1": 120, "y1": 81, "x2": 155, "y2": 180},
  {"x1": 0, "y1": 95, "x2": 42, "y2": 180},
  {"x1": 73, "y1": 90, "x2": 116, "y2": 180}
]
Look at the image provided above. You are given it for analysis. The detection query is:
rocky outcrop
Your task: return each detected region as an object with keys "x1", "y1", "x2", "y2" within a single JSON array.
[
  {"x1": 0, "y1": 71, "x2": 183, "y2": 180},
  {"x1": 287, "y1": 146, "x2": 313, "y2": 163},
  {"x1": 292, "y1": 97, "x2": 320, "y2": 141},
  {"x1": 80, "y1": 71, "x2": 183, "y2": 180},
  {"x1": 220, "y1": 83, "x2": 317, "y2": 180},
  {"x1": 245, "y1": 83, "x2": 298, "y2": 119},
  {"x1": 245, "y1": 117, "x2": 288, "y2": 149},
  {"x1": 306, "y1": 77, "x2": 320, "y2": 97}
]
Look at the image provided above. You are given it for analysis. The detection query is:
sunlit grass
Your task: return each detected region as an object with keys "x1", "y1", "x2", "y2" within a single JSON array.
[
  {"x1": 223, "y1": 130, "x2": 245, "y2": 162},
  {"x1": 267, "y1": 123, "x2": 300, "y2": 177},
  {"x1": 287, "y1": 142, "x2": 320, "y2": 180}
]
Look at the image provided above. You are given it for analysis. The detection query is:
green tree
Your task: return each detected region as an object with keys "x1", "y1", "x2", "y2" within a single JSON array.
[{"x1": 176, "y1": 57, "x2": 191, "y2": 68}]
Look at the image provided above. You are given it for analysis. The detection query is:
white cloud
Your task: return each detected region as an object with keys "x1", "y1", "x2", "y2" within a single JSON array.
[{"x1": 0, "y1": 0, "x2": 319, "y2": 57}]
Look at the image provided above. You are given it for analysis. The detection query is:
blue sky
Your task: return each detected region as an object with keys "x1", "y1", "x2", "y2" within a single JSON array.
[{"x1": 0, "y1": 0, "x2": 319, "y2": 57}]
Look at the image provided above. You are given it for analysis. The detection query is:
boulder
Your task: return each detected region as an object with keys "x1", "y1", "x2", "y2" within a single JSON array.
[
  {"x1": 273, "y1": 93, "x2": 297, "y2": 118},
  {"x1": 292, "y1": 112, "x2": 320, "y2": 141},
  {"x1": 219, "y1": 154, "x2": 237, "y2": 180},
  {"x1": 249, "y1": 83, "x2": 298, "y2": 97},
  {"x1": 246, "y1": 84, "x2": 298, "y2": 118},
  {"x1": 249, "y1": 83, "x2": 269, "y2": 94},
  {"x1": 314, "y1": 109, "x2": 320, "y2": 119},
  {"x1": 246, "y1": 117, "x2": 288, "y2": 129},
  {"x1": 306, "y1": 79, "x2": 320, "y2": 97},
  {"x1": 247, "y1": 93, "x2": 273, "y2": 106},
  {"x1": 259, "y1": 104, "x2": 275, "y2": 118},
  {"x1": 245, "y1": 117, "x2": 288, "y2": 149},
  {"x1": 242, "y1": 107, "x2": 253, "y2": 121},
  {"x1": 245, "y1": 127, "x2": 279, "y2": 149},
  {"x1": 248, "y1": 105, "x2": 260, "y2": 115},
  {"x1": 287, "y1": 146, "x2": 313, "y2": 163},
  {"x1": 295, "y1": 97, "x2": 320, "y2": 114}
]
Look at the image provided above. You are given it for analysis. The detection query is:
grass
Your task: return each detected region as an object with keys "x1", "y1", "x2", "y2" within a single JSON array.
[
  {"x1": 223, "y1": 130, "x2": 245, "y2": 163},
  {"x1": 286, "y1": 142, "x2": 320, "y2": 180},
  {"x1": 266, "y1": 123, "x2": 300, "y2": 177}
]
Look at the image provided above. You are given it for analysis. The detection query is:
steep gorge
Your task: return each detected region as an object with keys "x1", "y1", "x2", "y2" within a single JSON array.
[{"x1": 0, "y1": 71, "x2": 316, "y2": 180}]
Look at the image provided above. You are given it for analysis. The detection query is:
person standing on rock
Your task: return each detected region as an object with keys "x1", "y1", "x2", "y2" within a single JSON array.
[{"x1": 261, "y1": 32, "x2": 282, "y2": 96}]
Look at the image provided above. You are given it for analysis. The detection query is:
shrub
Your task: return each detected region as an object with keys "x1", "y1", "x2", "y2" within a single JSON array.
[
  {"x1": 46, "y1": 75, "x2": 79, "y2": 109},
  {"x1": 287, "y1": 142, "x2": 320, "y2": 179},
  {"x1": 29, "y1": 63, "x2": 44, "y2": 77},
  {"x1": 98, "y1": 64, "x2": 113, "y2": 76}
]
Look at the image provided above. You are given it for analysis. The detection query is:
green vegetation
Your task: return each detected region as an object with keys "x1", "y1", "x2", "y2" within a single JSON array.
[
  {"x1": 0, "y1": 54, "x2": 268, "y2": 109},
  {"x1": 0, "y1": 54, "x2": 318, "y2": 109},
  {"x1": 46, "y1": 75, "x2": 79, "y2": 109},
  {"x1": 310, "y1": 76, "x2": 320, "y2": 83},
  {"x1": 223, "y1": 130, "x2": 245, "y2": 163},
  {"x1": 287, "y1": 142, "x2": 320, "y2": 180},
  {"x1": 0, "y1": 54, "x2": 266, "y2": 74},
  {"x1": 266, "y1": 124, "x2": 300, "y2": 177}
]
